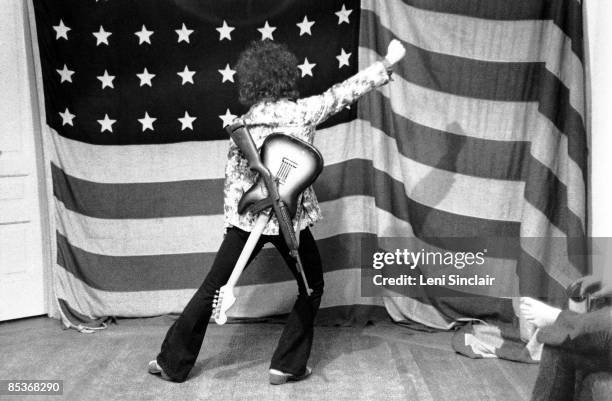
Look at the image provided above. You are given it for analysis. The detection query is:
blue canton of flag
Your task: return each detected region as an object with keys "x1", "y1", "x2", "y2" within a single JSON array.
[{"x1": 34, "y1": 0, "x2": 360, "y2": 145}]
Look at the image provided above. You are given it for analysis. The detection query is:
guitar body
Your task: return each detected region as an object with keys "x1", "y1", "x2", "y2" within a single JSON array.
[
  {"x1": 238, "y1": 133, "x2": 324, "y2": 217},
  {"x1": 213, "y1": 133, "x2": 324, "y2": 325}
]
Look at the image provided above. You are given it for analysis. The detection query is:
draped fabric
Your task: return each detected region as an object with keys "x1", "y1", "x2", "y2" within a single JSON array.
[
  {"x1": 30, "y1": 0, "x2": 587, "y2": 361},
  {"x1": 357, "y1": 0, "x2": 587, "y2": 361}
]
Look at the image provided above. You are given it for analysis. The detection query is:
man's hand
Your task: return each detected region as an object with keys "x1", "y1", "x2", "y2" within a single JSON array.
[
  {"x1": 574, "y1": 274, "x2": 612, "y2": 298},
  {"x1": 384, "y1": 39, "x2": 406, "y2": 66}
]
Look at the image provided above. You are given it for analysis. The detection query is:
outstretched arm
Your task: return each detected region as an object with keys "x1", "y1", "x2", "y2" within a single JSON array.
[{"x1": 298, "y1": 40, "x2": 406, "y2": 126}]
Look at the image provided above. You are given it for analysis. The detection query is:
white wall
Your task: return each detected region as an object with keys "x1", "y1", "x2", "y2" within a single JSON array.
[{"x1": 586, "y1": 0, "x2": 612, "y2": 238}]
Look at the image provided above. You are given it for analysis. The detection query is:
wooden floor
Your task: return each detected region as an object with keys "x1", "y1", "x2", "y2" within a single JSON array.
[{"x1": 0, "y1": 316, "x2": 538, "y2": 401}]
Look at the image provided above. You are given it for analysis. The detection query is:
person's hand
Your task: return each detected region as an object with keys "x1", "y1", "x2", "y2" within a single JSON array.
[
  {"x1": 574, "y1": 274, "x2": 612, "y2": 298},
  {"x1": 384, "y1": 39, "x2": 406, "y2": 66}
]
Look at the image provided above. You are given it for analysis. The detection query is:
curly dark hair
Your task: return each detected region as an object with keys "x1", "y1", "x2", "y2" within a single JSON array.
[{"x1": 235, "y1": 40, "x2": 300, "y2": 107}]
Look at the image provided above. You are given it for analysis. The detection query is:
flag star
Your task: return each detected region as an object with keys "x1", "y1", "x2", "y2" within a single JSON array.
[
  {"x1": 297, "y1": 57, "x2": 316, "y2": 77},
  {"x1": 175, "y1": 23, "x2": 194, "y2": 43},
  {"x1": 296, "y1": 16, "x2": 315, "y2": 36},
  {"x1": 134, "y1": 25, "x2": 153, "y2": 45},
  {"x1": 138, "y1": 112, "x2": 157, "y2": 132},
  {"x1": 257, "y1": 21, "x2": 276, "y2": 41},
  {"x1": 335, "y1": 4, "x2": 353, "y2": 25},
  {"x1": 216, "y1": 20, "x2": 235, "y2": 41},
  {"x1": 177, "y1": 65, "x2": 195, "y2": 85},
  {"x1": 56, "y1": 64, "x2": 74, "y2": 83},
  {"x1": 136, "y1": 68, "x2": 155, "y2": 87},
  {"x1": 218, "y1": 64, "x2": 236, "y2": 83},
  {"x1": 219, "y1": 109, "x2": 237, "y2": 127},
  {"x1": 53, "y1": 20, "x2": 71, "y2": 40},
  {"x1": 178, "y1": 111, "x2": 196, "y2": 131},
  {"x1": 59, "y1": 107, "x2": 75, "y2": 126},
  {"x1": 336, "y1": 48, "x2": 352, "y2": 68},
  {"x1": 92, "y1": 25, "x2": 112, "y2": 46},
  {"x1": 97, "y1": 114, "x2": 116, "y2": 133},
  {"x1": 97, "y1": 70, "x2": 115, "y2": 89}
]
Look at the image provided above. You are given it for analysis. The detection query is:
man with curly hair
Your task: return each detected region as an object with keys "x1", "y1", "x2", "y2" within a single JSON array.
[{"x1": 149, "y1": 39, "x2": 406, "y2": 384}]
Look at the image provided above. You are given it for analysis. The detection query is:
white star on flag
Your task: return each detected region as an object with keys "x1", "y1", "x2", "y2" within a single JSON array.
[
  {"x1": 134, "y1": 25, "x2": 153, "y2": 45},
  {"x1": 53, "y1": 20, "x2": 71, "y2": 40},
  {"x1": 59, "y1": 107, "x2": 75, "y2": 126},
  {"x1": 97, "y1": 70, "x2": 115, "y2": 89},
  {"x1": 177, "y1": 66, "x2": 195, "y2": 85},
  {"x1": 97, "y1": 114, "x2": 116, "y2": 133},
  {"x1": 335, "y1": 4, "x2": 353, "y2": 25},
  {"x1": 219, "y1": 109, "x2": 236, "y2": 127},
  {"x1": 138, "y1": 112, "x2": 157, "y2": 132},
  {"x1": 336, "y1": 48, "x2": 352, "y2": 68},
  {"x1": 218, "y1": 64, "x2": 236, "y2": 83},
  {"x1": 93, "y1": 25, "x2": 112, "y2": 46},
  {"x1": 298, "y1": 58, "x2": 316, "y2": 77},
  {"x1": 257, "y1": 21, "x2": 276, "y2": 40},
  {"x1": 137, "y1": 68, "x2": 155, "y2": 87},
  {"x1": 178, "y1": 111, "x2": 196, "y2": 131},
  {"x1": 216, "y1": 20, "x2": 235, "y2": 41},
  {"x1": 296, "y1": 16, "x2": 315, "y2": 36},
  {"x1": 175, "y1": 23, "x2": 194, "y2": 43},
  {"x1": 56, "y1": 64, "x2": 74, "y2": 83}
]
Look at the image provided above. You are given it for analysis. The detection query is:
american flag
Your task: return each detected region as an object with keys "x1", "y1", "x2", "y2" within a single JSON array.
[{"x1": 33, "y1": 0, "x2": 588, "y2": 362}]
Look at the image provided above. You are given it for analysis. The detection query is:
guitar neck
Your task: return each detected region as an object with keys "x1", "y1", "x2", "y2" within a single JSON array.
[{"x1": 225, "y1": 211, "x2": 270, "y2": 288}]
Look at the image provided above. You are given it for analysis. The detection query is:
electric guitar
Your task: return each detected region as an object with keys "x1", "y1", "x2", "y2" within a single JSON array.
[{"x1": 213, "y1": 124, "x2": 324, "y2": 325}]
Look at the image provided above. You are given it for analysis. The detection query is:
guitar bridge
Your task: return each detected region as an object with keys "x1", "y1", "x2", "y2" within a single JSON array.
[{"x1": 276, "y1": 157, "x2": 298, "y2": 184}]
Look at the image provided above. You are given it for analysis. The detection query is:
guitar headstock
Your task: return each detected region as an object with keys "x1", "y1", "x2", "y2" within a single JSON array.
[{"x1": 213, "y1": 285, "x2": 236, "y2": 325}]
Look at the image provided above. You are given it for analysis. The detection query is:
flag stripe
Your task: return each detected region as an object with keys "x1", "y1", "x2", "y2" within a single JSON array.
[
  {"x1": 57, "y1": 225, "x2": 565, "y2": 298},
  {"x1": 56, "y1": 231, "x2": 372, "y2": 291},
  {"x1": 520, "y1": 201, "x2": 587, "y2": 285},
  {"x1": 363, "y1": 93, "x2": 586, "y2": 236},
  {"x1": 363, "y1": 92, "x2": 586, "y2": 229},
  {"x1": 53, "y1": 265, "x2": 384, "y2": 318},
  {"x1": 317, "y1": 161, "x2": 525, "y2": 223},
  {"x1": 56, "y1": 191, "x2": 578, "y2": 289},
  {"x1": 398, "y1": 0, "x2": 584, "y2": 62},
  {"x1": 362, "y1": 49, "x2": 587, "y2": 190},
  {"x1": 47, "y1": 128, "x2": 228, "y2": 183},
  {"x1": 362, "y1": 7, "x2": 584, "y2": 119},
  {"x1": 54, "y1": 200, "x2": 225, "y2": 255},
  {"x1": 325, "y1": 165, "x2": 519, "y2": 237},
  {"x1": 524, "y1": 157, "x2": 585, "y2": 237},
  {"x1": 53, "y1": 157, "x2": 525, "y2": 230},
  {"x1": 330, "y1": 119, "x2": 528, "y2": 181},
  {"x1": 51, "y1": 162, "x2": 225, "y2": 218},
  {"x1": 54, "y1": 193, "x2": 521, "y2": 260},
  {"x1": 55, "y1": 196, "x2": 410, "y2": 257},
  {"x1": 362, "y1": 0, "x2": 585, "y2": 118},
  {"x1": 359, "y1": 46, "x2": 586, "y2": 179}
]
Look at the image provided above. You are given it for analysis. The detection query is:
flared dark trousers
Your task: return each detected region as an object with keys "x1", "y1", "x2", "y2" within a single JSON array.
[{"x1": 156, "y1": 226, "x2": 324, "y2": 382}]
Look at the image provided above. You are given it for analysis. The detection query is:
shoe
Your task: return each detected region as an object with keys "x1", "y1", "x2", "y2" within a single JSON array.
[
  {"x1": 269, "y1": 367, "x2": 312, "y2": 385},
  {"x1": 148, "y1": 360, "x2": 172, "y2": 381}
]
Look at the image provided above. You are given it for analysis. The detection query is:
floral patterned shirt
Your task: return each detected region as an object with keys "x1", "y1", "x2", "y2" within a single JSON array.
[{"x1": 223, "y1": 61, "x2": 391, "y2": 235}]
